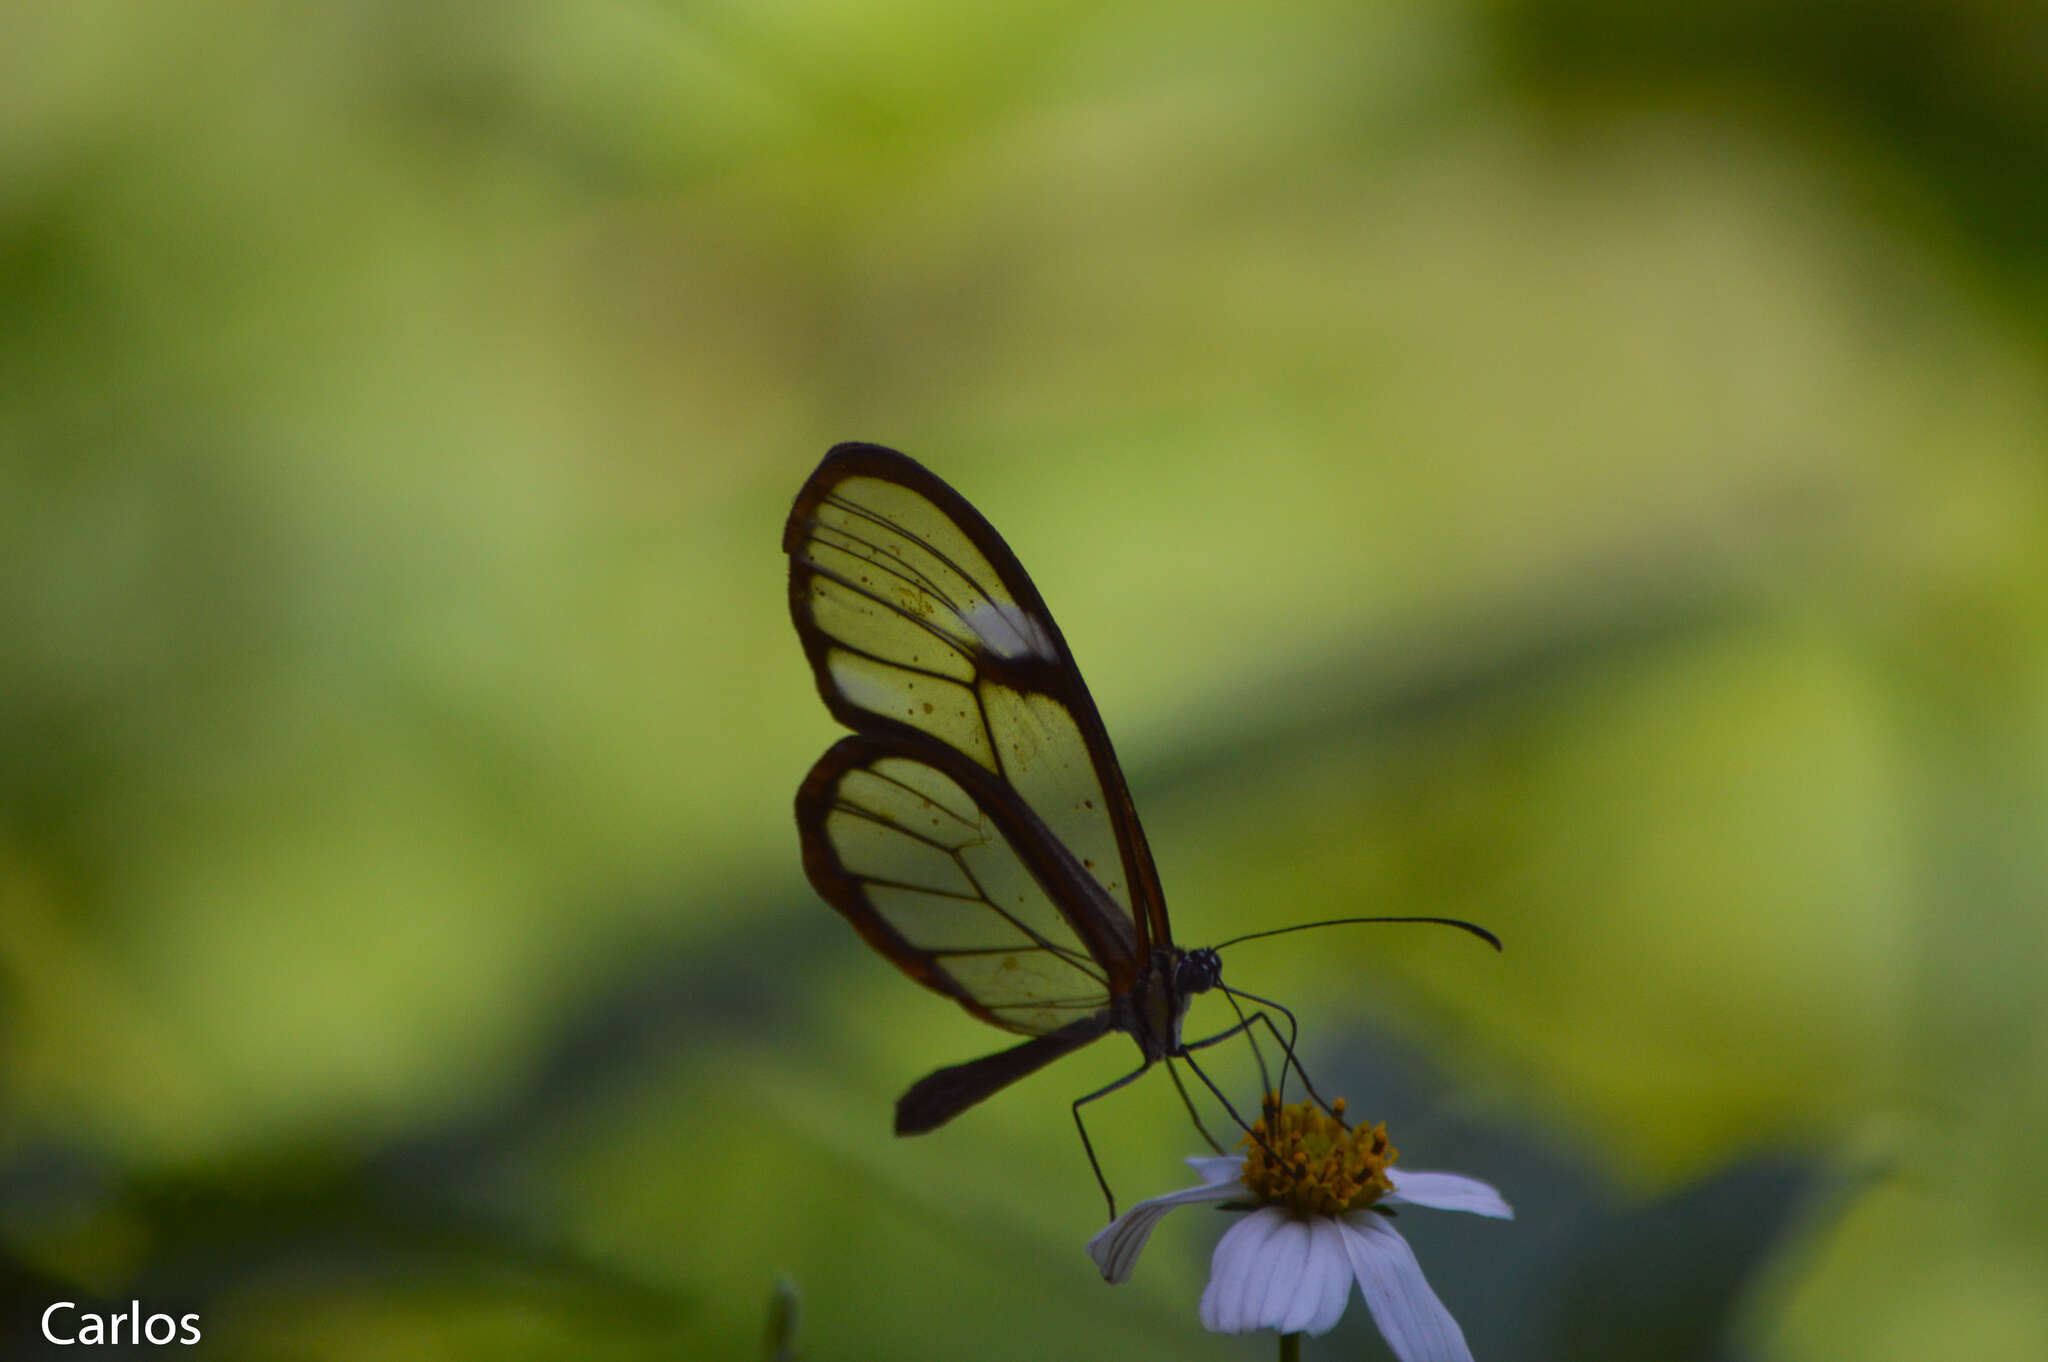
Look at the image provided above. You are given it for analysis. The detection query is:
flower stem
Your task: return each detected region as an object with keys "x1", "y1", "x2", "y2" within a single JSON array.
[{"x1": 1278, "y1": 1333, "x2": 1301, "y2": 1362}]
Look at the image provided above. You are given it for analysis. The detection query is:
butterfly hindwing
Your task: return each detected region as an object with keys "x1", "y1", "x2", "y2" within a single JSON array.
[
  {"x1": 796, "y1": 733, "x2": 1130, "y2": 1032},
  {"x1": 785, "y1": 443, "x2": 1170, "y2": 957}
]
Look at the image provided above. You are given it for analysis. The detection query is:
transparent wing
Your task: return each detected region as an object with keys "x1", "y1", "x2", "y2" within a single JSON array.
[
  {"x1": 796, "y1": 734, "x2": 1128, "y2": 1036},
  {"x1": 784, "y1": 443, "x2": 1170, "y2": 963}
]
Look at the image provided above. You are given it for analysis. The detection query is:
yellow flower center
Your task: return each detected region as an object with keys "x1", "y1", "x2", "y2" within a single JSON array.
[{"x1": 1238, "y1": 1096, "x2": 1396, "y2": 1217}]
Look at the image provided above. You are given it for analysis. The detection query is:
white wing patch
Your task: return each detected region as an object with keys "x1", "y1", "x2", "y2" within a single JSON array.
[{"x1": 961, "y1": 598, "x2": 1058, "y2": 661}]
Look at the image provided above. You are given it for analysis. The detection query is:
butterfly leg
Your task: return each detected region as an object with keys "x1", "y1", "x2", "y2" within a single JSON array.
[
  {"x1": 1173, "y1": 1023, "x2": 1286, "y2": 1165},
  {"x1": 1164, "y1": 1058, "x2": 1225, "y2": 1154},
  {"x1": 1214, "y1": 985, "x2": 1341, "y2": 1121},
  {"x1": 1071, "y1": 1059, "x2": 1155, "y2": 1220},
  {"x1": 1212, "y1": 988, "x2": 1277, "y2": 1104}
]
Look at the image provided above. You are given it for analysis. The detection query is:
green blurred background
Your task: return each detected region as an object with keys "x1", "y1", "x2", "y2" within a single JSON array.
[{"x1": 5, "y1": 1, "x2": 2046, "y2": 1358}]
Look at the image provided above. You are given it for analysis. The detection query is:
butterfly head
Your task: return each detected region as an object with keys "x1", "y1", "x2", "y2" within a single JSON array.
[{"x1": 1174, "y1": 947, "x2": 1223, "y2": 997}]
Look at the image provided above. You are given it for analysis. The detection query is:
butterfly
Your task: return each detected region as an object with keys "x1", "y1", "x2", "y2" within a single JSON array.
[{"x1": 784, "y1": 443, "x2": 1494, "y2": 1214}]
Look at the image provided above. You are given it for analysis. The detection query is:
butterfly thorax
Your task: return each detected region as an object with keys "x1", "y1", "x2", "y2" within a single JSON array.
[{"x1": 1115, "y1": 945, "x2": 1221, "y2": 1061}]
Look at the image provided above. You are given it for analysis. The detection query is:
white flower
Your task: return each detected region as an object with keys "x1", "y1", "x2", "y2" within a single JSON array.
[{"x1": 1087, "y1": 1099, "x2": 1510, "y2": 1360}]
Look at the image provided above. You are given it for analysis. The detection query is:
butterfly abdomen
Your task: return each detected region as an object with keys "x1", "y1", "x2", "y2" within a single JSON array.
[{"x1": 895, "y1": 1014, "x2": 1115, "y2": 1134}]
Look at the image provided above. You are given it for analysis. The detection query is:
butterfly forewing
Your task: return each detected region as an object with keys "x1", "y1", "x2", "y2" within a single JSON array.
[
  {"x1": 798, "y1": 734, "x2": 1121, "y2": 1034},
  {"x1": 786, "y1": 444, "x2": 1169, "y2": 957}
]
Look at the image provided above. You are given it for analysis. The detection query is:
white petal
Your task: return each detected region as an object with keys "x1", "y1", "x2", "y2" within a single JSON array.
[
  {"x1": 1290, "y1": 1217, "x2": 1357, "y2": 1336},
  {"x1": 1338, "y1": 1212, "x2": 1473, "y2": 1362},
  {"x1": 1199, "y1": 1206, "x2": 1292, "y2": 1333},
  {"x1": 1086, "y1": 1177, "x2": 1240, "y2": 1283},
  {"x1": 1186, "y1": 1154, "x2": 1247, "y2": 1185},
  {"x1": 1384, "y1": 1169, "x2": 1514, "y2": 1220},
  {"x1": 1246, "y1": 1212, "x2": 1312, "y2": 1332}
]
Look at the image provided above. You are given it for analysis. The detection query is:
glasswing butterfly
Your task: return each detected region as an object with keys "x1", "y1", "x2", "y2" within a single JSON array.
[{"x1": 785, "y1": 443, "x2": 1495, "y2": 1215}]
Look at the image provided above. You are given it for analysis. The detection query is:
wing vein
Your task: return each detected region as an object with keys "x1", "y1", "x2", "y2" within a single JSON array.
[
  {"x1": 816, "y1": 494, "x2": 1002, "y2": 622},
  {"x1": 810, "y1": 514, "x2": 974, "y2": 618},
  {"x1": 848, "y1": 875, "x2": 986, "y2": 904},
  {"x1": 844, "y1": 765, "x2": 978, "y2": 831},
  {"x1": 798, "y1": 559, "x2": 977, "y2": 668},
  {"x1": 828, "y1": 800, "x2": 970, "y2": 857},
  {"x1": 941, "y1": 841, "x2": 1109, "y2": 985},
  {"x1": 938, "y1": 946, "x2": 1105, "y2": 978}
]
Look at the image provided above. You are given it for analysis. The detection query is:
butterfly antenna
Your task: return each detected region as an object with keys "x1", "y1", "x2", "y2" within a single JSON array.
[{"x1": 1210, "y1": 915, "x2": 1502, "y2": 953}]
